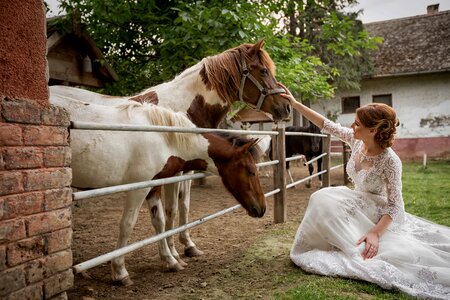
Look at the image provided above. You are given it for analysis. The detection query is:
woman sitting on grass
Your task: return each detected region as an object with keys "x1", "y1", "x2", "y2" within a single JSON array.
[{"x1": 279, "y1": 83, "x2": 450, "y2": 299}]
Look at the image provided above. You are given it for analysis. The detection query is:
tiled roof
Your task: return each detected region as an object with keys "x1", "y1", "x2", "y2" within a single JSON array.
[{"x1": 364, "y1": 9, "x2": 450, "y2": 77}]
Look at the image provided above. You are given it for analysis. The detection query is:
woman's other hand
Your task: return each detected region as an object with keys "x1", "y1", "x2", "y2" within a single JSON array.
[{"x1": 357, "y1": 232, "x2": 379, "y2": 260}]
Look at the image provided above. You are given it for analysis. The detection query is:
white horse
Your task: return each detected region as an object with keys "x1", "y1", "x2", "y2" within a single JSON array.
[
  {"x1": 50, "y1": 40, "x2": 288, "y2": 270},
  {"x1": 51, "y1": 97, "x2": 266, "y2": 285}
]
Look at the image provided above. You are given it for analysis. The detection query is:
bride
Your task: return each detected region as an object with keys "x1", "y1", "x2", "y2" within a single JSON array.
[{"x1": 279, "y1": 83, "x2": 450, "y2": 299}]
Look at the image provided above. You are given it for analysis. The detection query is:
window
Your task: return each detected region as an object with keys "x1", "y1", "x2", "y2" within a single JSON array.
[
  {"x1": 373, "y1": 94, "x2": 392, "y2": 106},
  {"x1": 341, "y1": 96, "x2": 360, "y2": 114}
]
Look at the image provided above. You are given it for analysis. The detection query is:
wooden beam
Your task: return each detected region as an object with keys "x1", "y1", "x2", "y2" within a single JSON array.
[
  {"x1": 273, "y1": 123, "x2": 286, "y2": 223},
  {"x1": 49, "y1": 70, "x2": 104, "y2": 88},
  {"x1": 47, "y1": 32, "x2": 65, "y2": 53}
]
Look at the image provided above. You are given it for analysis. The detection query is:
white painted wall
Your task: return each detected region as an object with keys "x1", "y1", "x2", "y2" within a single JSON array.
[{"x1": 312, "y1": 73, "x2": 450, "y2": 139}]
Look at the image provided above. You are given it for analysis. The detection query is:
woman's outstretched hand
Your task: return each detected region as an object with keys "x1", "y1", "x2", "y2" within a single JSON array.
[
  {"x1": 277, "y1": 82, "x2": 296, "y2": 103},
  {"x1": 357, "y1": 232, "x2": 379, "y2": 260}
]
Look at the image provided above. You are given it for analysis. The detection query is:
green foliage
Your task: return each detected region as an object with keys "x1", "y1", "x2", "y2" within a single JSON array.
[
  {"x1": 51, "y1": 0, "x2": 382, "y2": 103},
  {"x1": 264, "y1": 36, "x2": 335, "y2": 100}
]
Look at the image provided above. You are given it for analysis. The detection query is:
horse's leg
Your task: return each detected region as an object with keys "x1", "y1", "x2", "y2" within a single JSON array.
[
  {"x1": 306, "y1": 156, "x2": 313, "y2": 188},
  {"x1": 163, "y1": 181, "x2": 187, "y2": 267},
  {"x1": 179, "y1": 174, "x2": 204, "y2": 257},
  {"x1": 111, "y1": 189, "x2": 147, "y2": 286},
  {"x1": 146, "y1": 187, "x2": 184, "y2": 272},
  {"x1": 287, "y1": 168, "x2": 295, "y2": 185}
]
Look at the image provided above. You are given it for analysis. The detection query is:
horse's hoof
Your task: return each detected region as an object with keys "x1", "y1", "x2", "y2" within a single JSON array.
[
  {"x1": 176, "y1": 257, "x2": 188, "y2": 267},
  {"x1": 167, "y1": 262, "x2": 184, "y2": 272},
  {"x1": 184, "y1": 246, "x2": 204, "y2": 257},
  {"x1": 114, "y1": 276, "x2": 133, "y2": 286}
]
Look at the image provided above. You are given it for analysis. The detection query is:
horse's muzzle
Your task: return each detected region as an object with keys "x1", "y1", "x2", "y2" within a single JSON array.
[
  {"x1": 272, "y1": 103, "x2": 291, "y2": 121},
  {"x1": 249, "y1": 205, "x2": 266, "y2": 218}
]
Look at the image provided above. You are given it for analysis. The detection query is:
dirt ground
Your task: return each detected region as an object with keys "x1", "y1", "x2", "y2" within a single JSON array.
[{"x1": 68, "y1": 165, "x2": 345, "y2": 300}]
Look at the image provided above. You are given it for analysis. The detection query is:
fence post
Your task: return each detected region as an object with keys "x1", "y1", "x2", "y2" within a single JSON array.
[
  {"x1": 343, "y1": 141, "x2": 350, "y2": 185},
  {"x1": 322, "y1": 134, "x2": 331, "y2": 187},
  {"x1": 272, "y1": 123, "x2": 286, "y2": 223}
]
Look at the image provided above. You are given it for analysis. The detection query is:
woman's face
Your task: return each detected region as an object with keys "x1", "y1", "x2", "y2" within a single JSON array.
[{"x1": 351, "y1": 116, "x2": 372, "y2": 140}]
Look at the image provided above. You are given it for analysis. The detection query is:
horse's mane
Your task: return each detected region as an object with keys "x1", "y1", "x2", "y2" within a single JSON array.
[
  {"x1": 133, "y1": 42, "x2": 276, "y2": 106},
  {"x1": 212, "y1": 132, "x2": 262, "y2": 162},
  {"x1": 202, "y1": 43, "x2": 276, "y2": 105},
  {"x1": 118, "y1": 102, "x2": 202, "y2": 153}
]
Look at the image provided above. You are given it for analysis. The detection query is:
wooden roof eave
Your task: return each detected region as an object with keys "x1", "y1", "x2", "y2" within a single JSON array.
[
  {"x1": 363, "y1": 68, "x2": 450, "y2": 80},
  {"x1": 80, "y1": 33, "x2": 119, "y2": 82}
]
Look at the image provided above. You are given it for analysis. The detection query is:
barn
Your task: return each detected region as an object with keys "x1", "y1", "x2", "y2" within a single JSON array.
[
  {"x1": 310, "y1": 4, "x2": 450, "y2": 160},
  {"x1": 47, "y1": 16, "x2": 118, "y2": 88}
]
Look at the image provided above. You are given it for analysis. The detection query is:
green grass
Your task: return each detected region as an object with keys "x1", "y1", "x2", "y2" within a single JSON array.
[
  {"x1": 237, "y1": 161, "x2": 450, "y2": 300},
  {"x1": 402, "y1": 160, "x2": 450, "y2": 226}
]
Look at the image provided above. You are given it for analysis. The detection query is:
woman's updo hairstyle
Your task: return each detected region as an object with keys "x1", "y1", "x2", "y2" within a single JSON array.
[{"x1": 356, "y1": 103, "x2": 400, "y2": 149}]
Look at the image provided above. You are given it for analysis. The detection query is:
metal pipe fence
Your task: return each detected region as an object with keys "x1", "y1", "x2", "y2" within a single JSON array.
[{"x1": 69, "y1": 120, "x2": 346, "y2": 273}]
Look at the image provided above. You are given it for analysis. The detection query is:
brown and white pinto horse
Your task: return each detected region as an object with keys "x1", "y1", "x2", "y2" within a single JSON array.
[
  {"x1": 50, "y1": 97, "x2": 266, "y2": 285},
  {"x1": 50, "y1": 40, "x2": 287, "y2": 276}
]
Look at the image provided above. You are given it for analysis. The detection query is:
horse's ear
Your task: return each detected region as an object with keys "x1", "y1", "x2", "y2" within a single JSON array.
[
  {"x1": 249, "y1": 39, "x2": 265, "y2": 56},
  {"x1": 240, "y1": 138, "x2": 262, "y2": 160}
]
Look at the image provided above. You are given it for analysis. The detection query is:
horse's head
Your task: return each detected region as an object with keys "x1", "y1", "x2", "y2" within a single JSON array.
[
  {"x1": 202, "y1": 40, "x2": 291, "y2": 122},
  {"x1": 203, "y1": 133, "x2": 266, "y2": 218},
  {"x1": 237, "y1": 40, "x2": 291, "y2": 121},
  {"x1": 308, "y1": 123, "x2": 322, "y2": 153}
]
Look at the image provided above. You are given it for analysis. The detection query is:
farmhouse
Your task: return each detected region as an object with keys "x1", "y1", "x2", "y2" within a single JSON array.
[{"x1": 312, "y1": 4, "x2": 450, "y2": 160}]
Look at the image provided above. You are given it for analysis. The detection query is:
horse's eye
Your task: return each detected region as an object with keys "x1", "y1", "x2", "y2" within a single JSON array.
[
  {"x1": 260, "y1": 68, "x2": 268, "y2": 76},
  {"x1": 247, "y1": 168, "x2": 256, "y2": 176}
]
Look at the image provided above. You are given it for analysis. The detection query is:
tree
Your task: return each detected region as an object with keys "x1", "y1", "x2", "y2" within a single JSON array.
[
  {"x1": 50, "y1": 0, "x2": 380, "y2": 103},
  {"x1": 262, "y1": 0, "x2": 382, "y2": 94}
]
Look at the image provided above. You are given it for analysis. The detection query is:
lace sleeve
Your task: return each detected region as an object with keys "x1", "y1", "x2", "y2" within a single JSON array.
[
  {"x1": 380, "y1": 152, "x2": 405, "y2": 223},
  {"x1": 321, "y1": 119, "x2": 355, "y2": 147}
]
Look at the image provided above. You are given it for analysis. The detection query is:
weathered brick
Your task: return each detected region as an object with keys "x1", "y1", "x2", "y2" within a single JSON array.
[
  {"x1": 45, "y1": 228, "x2": 72, "y2": 254},
  {"x1": 23, "y1": 168, "x2": 72, "y2": 192},
  {"x1": 44, "y1": 188, "x2": 71, "y2": 211},
  {"x1": 5, "y1": 283, "x2": 43, "y2": 300},
  {"x1": 26, "y1": 208, "x2": 71, "y2": 236},
  {"x1": 0, "y1": 171, "x2": 24, "y2": 196},
  {"x1": 43, "y1": 147, "x2": 71, "y2": 167},
  {"x1": 7, "y1": 236, "x2": 45, "y2": 266},
  {"x1": 2, "y1": 147, "x2": 43, "y2": 169},
  {"x1": 0, "y1": 197, "x2": 3, "y2": 219},
  {"x1": 45, "y1": 250, "x2": 73, "y2": 277},
  {"x1": 0, "y1": 151, "x2": 4, "y2": 170},
  {"x1": 0, "y1": 265, "x2": 26, "y2": 297},
  {"x1": 23, "y1": 126, "x2": 68, "y2": 146},
  {"x1": 40, "y1": 105, "x2": 70, "y2": 127},
  {"x1": 1, "y1": 192, "x2": 44, "y2": 220},
  {"x1": 25, "y1": 258, "x2": 45, "y2": 284},
  {"x1": 0, "y1": 124, "x2": 23, "y2": 146},
  {"x1": 0, "y1": 245, "x2": 6, "y2": 271},
  {"x1": 1, "y1": 99, "x2": 41, "y2": 125},
  {"x1": 0, "y1": 219, "x2": 26, "y2": 243},
  {"x1": 43, "y1": 269, "x2": 73, "y2": 299},
  {"x1": 48, "y1": 291, "x2": 68, "y2": 300}
]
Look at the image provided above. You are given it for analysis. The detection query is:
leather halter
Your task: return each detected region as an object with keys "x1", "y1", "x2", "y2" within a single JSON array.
[{"x1": 238, "y1": 53, "x2": 285, "y2": 111}]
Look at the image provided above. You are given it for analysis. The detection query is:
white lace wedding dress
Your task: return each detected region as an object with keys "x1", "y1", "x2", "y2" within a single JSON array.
[{"x1": 290, "y1": 119, "x2": 450, "y2": 299}]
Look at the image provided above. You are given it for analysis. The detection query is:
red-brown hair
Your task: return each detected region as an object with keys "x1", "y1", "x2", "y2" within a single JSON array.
[{"x1": 356, "y1": 103, "x2": 400, "y2": 149}]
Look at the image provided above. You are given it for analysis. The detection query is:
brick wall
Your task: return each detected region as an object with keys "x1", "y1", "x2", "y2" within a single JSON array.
[
  {"x1": 0, "y1": 100, "x2": 73, "y2": 299},
  {"x1": 1, "y1": 1, "x2": 74, "y2": 297}
]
